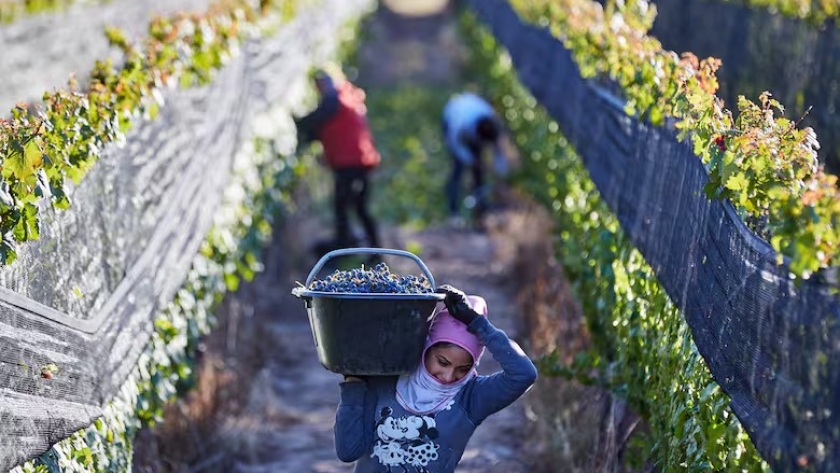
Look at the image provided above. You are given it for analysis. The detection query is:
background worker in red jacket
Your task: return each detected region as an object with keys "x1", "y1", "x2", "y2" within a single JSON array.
[{"x1": 295, "y1": 69, "x2": 382, "y2": 255}]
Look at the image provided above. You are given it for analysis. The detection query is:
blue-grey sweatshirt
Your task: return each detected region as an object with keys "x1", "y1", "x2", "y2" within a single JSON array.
[{"x1": 334, "y1": 316, "x2": 538, "y2": 472}]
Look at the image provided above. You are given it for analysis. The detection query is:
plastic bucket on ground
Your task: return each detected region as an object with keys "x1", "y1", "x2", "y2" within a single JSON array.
[{"x1": 293, "y1": 248, "x2": 444, "y2": 375}]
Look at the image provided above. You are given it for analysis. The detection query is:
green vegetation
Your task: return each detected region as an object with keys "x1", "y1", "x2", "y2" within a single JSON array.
[
  {"x1": 366, "y1": 86, "x2": 454, "y2": 227},
  {"x1": 510, "y1": 0, "x2": 839, "y2": 280},
  {"x1": 4, "y1": 0, "x2": 338, "y2": 470},
  {"x1": 331, "y1": 19, "x2": 770, "y2": 470},
  {"x1": 0, "y1": 0, "x2": 91, "y2": 24},
  {"x1": 5, "y1": 0, "x2": 828, "y2": 469},
  {"x1": 722, "y1": 0, "x2": 840, "y2": 23},
  {"x1": 456, "y1": 5, "x2": 770, "y2": 471},
  {"x1": 0, "y1": 0, "x2": 304, "y2": 266},
  {"x1": 13, "y1": 133, "x2": 307, "y2": 473}
]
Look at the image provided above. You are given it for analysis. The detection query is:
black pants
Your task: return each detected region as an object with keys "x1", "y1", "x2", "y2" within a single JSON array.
[
  {"x1": 445, "y1": 158, "x2": 486, "y2": 217},
  {"x1": 334, "y1": 167, "x2": 379, "y2": 248},
  {"x1": 442, "y1": 118, "x2": 487, "y2": 218}
]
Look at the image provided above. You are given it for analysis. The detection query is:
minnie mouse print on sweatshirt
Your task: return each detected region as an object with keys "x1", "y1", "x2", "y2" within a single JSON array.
[{"x1": 333, "y1": 285, "x2": 538, "y2": 473}]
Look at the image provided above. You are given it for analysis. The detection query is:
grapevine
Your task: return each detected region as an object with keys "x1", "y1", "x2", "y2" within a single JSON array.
[
  {"x1": 458, "y1": 6, "x2": 769, "y2": 471},
  {"x1": 0, "y1": 0, "x2": 305, "y2": 266},
  {"x1": 510, "y1": 0, "x2": 840, "y2": 279},
  {"x1": 721, "y1": 0, "x2": 840, "y2": 24},
  {"x1": 0, "y1": 0, "x2": 93, "y2": 24}
]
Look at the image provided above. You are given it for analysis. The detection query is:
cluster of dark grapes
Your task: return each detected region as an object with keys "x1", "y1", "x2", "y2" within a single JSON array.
[{"x1": 308, "y1": 262, "x2": 433, "y2": 294}]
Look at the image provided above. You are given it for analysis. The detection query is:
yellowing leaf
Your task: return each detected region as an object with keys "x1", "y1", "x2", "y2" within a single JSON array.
[
  {"x1": 725, "y1": 173, "x2": 749, "y2": 192},
  {"x1": 8, "y1": 138, "x2": 44, "y2": 181}
]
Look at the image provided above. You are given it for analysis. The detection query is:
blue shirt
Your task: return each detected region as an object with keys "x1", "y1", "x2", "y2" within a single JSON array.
[
  {"x1": 334, "y1": 317, "x2": 538, "y2": 472},
  {"x1": 442, "y1": 93, "x2": 498, "y2": 166}
]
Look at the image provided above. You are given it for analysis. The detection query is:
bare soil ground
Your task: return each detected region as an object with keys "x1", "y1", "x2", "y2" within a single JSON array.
[
  {"x1": 133, "y1": 179, "x2": 632, "y2": 473},
  {"x1": 133, "y1": 2, "x2": 629, "y2": 472},
  {"x1": 133, "y1": 182, "x2": 546, "y2": 472}
]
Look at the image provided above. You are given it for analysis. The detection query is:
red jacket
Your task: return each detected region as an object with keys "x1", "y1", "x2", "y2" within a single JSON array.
[{"x1": 318, "y1": 81, "x2": 381, "y2": 170}]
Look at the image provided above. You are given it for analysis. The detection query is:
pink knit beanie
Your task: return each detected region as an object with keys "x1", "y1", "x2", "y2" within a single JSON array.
[{"x1": 426, "y1": 295, "x2": 488, "y2": 364}]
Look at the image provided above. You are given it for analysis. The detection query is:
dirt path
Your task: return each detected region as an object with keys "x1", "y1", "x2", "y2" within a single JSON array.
[
  {"x1": 133, "y1": 2, "x2": 549, "y2": 472},
  {"x1": 223, "y1": 210, "x2": 536, "y2": 473},
  {"x1": 133, "y1": 198, "x2": 542, "y2": 473}
]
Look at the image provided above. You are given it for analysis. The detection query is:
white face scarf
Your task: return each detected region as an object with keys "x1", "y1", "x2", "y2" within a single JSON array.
[{"x1": 395, "y1": 359, "x2": 476, "y2": 415}]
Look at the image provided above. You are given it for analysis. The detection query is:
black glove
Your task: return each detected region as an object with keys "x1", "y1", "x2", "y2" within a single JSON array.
[{"x1": 435, "y1": 284, "x2": 479, "y2": 326}]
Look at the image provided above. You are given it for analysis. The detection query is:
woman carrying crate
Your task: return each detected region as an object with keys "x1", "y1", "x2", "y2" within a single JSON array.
[{"x1": 334, "y1": 285, "x2": 538, "y2": 472}]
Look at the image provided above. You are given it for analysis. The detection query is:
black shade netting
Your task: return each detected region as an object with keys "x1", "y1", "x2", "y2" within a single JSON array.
[{"x1": 464, "y1": 0, "x2": 840, "y2": 471}]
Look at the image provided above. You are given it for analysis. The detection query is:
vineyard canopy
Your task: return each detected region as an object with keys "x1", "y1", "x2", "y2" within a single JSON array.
[
  {"x1": 0, "y1": 0, "x2": 374, "y2": 469},
  {"x1": 464, "y1": 0, "x2": 840, "y2": 470}
]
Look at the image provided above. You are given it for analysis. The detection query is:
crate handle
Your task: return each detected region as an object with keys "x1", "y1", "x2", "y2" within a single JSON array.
[{"x1": 304, "y1": 247, "x2": 437, "y2": 288}]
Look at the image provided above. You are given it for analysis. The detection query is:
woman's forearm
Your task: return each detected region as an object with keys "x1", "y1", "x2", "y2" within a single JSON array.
[
  {"x1": 334, "y1": 380, "x2": 371, "y2": 462},
  {"x1": 464, "y1": 317, "x2": 538, "y2": 422}
]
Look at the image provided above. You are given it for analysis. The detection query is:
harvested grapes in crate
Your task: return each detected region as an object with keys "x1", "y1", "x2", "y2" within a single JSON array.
[
  {"x1": 292, "y1": 249, "x2": 444, "y2": 375},
  {"x1": 305, "y1": 262, "x2": 434, "y2": 294}
]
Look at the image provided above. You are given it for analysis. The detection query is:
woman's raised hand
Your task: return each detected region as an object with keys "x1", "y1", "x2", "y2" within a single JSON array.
[{"x1": 435, "y1": 285, "x2": 479, "y2": 326}]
